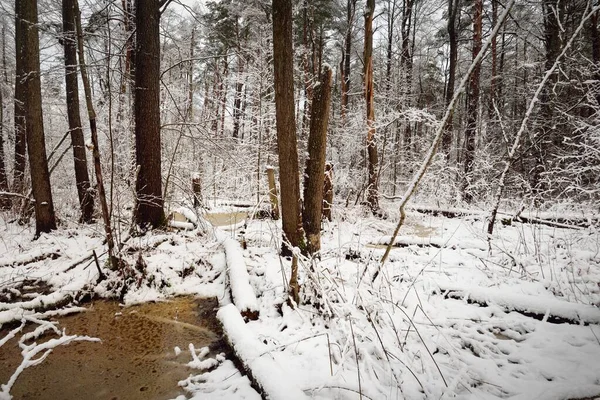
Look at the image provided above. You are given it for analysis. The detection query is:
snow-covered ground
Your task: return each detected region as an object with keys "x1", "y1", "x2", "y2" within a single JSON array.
[{"x1": 1, "y1": 204, "x2": 599, "y2": 399}]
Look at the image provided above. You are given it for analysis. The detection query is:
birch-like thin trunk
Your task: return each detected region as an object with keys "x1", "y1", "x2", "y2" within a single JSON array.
[{"x1": 75, "y1": 0, "x2": 118, "y2": 269}]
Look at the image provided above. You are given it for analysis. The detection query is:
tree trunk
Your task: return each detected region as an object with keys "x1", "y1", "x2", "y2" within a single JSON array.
[
  {"x1": 490, "y1": 0, "x2": 498, "y2": 114},
  {"x1": 400, "y1": 0, "x2": 414, "y2": 157},
  {"x1": 266, "y1": 167, "x2": 280, "y2": 220},
  {"x1": 303, "y1": 66, "x2": 332, "y2": 255},
  {"x1": 273, "y1": 0, "x2": 305, "y2": 304},
  {"x1": 591, "y1": 9, "x2": 600, "y2": 105},
  {"x1": 192, "y1": 174, "x2": 201, "y2": 207},
  {"x1": 340, "y1": 0, "x2": 355, "y2": 122},
  {"x1": 20, "y1": 0, "x2": 57, "y2": 235},
  {"x1": 462, "y1": 0, "x2": 482, "y2": 203},
  {"x1": 0, "y1": 80, "x2": 9, "y2": 209},
  {"x1": 13, "y1": 5, "x2": 26, "y2": 198},
  {"x1": 323, "y1": 163, "x2": 333, "y2": 221},
  {"x1": 232, "y1": 58, "x2": 244, "y2": 139},
  {"x1": 75, "y1": 0, "x2": 118, "y2": 269},
  {"x1": 134, "y1": 0, "x2": 165, "y2": 229},
  {"x1": 63, "y1": 0, "x2": 94, "y2": 223},
  {"x1": 364, "y1": 0, "x2": 379, "y2": 213},
  {"x1": 442, "y1": 0, "x2": 460, "y2": 155}
]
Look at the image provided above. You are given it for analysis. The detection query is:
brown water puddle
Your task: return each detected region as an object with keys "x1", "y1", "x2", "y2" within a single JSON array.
[
  {"x1": 0, "y1": 296, "x2": 223, "y2": 400},
  {"x1": 205, "y1": 212, "x2": 248, "y2": 227}
]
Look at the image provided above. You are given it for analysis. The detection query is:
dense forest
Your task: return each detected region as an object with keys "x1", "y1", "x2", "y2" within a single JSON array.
[
  {"x1": 0, "y1": 0, "x2": 599, "y2": 399},
  {"x1": 0, "y1": 0, "x2": 598, "y2": 233}
]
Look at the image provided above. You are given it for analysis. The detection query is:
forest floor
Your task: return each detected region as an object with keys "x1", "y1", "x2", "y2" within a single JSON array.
[{"x1": 0, "y1": 201, "x2": 599, "y2": 399}]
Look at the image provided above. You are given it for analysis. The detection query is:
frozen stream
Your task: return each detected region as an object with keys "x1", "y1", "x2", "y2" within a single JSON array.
[{"x1": 0, "y1": 296, "x2": 224, "y2": 399}]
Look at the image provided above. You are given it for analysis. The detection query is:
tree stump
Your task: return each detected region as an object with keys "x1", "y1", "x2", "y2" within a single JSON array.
[{"x1": 266, "y1": 167, "x2": 280, "y2": 220}]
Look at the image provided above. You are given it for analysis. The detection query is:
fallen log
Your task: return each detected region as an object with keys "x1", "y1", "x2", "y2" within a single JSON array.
[
  {"x1": 217, "y1": 304, "x2": 308, "y2": 400},
  {"x1": 0, "y1": 248, "x2": 61, "y2": 267},
  {"x1": 437, "y1": 284, "x2": 600, "y2": 325},
  {"x1": 410, "y1": 205, "x2": 597, "y2": 229}
]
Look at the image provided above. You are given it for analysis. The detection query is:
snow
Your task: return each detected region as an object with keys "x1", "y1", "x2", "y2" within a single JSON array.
[
  {"x1": 217, "y1": 304, "x2": 308, "y2": 400},
  {"x1": 214, "y1": 228, "x2": 259, "y2": 316},
  {"x1": 1, "y1": 204, "x2": 599, "y2": 399}
]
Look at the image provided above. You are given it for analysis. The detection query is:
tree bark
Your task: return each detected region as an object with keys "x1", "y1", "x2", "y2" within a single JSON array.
[
  {"x1": 13, "y1": 5, "x2": 26, "y2": 198},
  {"x1": 442, "y1": 0, "x2": 460, "y2": 155},
  {"x1": 400, "y1": 0, "x2": 414, "y2": 151},
  {"x1": 266, "y1": 167, "x2": 280, "y2": 220},
  {"x1": 75, "y1": 0, "x2": 118, "y2": 269},
  {"x1": 20, "y1": 0, "x2": 57, "y2": 235},
  {"x1": 134, "y1": 0, "x2": 165, "y2": 229},
  {"x1": 273, "y1": 0, "x2": 305, "y2": 304},
  {"x1": 462, "y1": 0, "x2": 482, "y2": 203},
  {"x1": 340, "y1": 0, "x2": 355, "y2": 122},
  {"x1": 364, "y1": 0, "x2": 380, "y2": 213},
  {"x1": 323, "y1": 163, "x2": 333, "y2": 221},
  {"x1": 63, "y1": 0, "x2": 94, "y2": 223},
  {"x1": 303, "y1": 66, "x2": 332, "y2": 255},
  {"x1": 0, "y1": 79, "x2": 9, "y2": 209}
]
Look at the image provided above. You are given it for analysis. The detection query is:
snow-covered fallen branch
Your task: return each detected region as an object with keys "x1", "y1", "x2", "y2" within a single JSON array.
[
  {"x1": 0, "y1": 248, "x2": 62, "y2": 268},
  {"x1": 437, "y1": 283, "x2": 600, "y2": 325},
  {"x1": 214, "y1": 230, "x2": 259, "y2": 320},
  {"x1": 217, "y1": 304, "x2": 308, "y2": 400},
  {"x1": 0, "y1": 317, "x2": 99, "y2": 399}
]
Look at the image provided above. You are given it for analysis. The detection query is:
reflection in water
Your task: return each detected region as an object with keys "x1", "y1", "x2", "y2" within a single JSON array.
[{"x1": 0, "y1": 297, "x2": 222, "y2": 400}]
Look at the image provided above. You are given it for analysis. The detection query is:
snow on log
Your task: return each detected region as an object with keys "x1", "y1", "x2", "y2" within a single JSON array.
[
  {"x1": 217, "y1": 304, "x2": 308, "y2": 400},
  {"x1": 0, "y1": 248, "x2": 61, "y2": 267},
  {"x1": 437, "y1": 283, "x2": 600, "y2": 325},
  {"x1": 214, "y1": 230, "x2": 259, "y2": 320},
  {"x1": 374, "y1": 235, "x2": 487, "y2": 251},
  {"x1": 410, "y1": 205, "x2": 596, "y2": 229}
]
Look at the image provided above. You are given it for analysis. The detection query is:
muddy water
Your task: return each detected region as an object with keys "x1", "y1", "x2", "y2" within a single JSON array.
[
  {"x1": 205, "y1": 212, "x2": 248, "y2": 227},
  {"x1": 0, "y1": 297, "x2": 223, "y2": 400}
]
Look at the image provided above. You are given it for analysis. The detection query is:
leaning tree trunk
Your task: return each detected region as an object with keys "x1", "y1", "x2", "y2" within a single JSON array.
[
  {"x1": 75, "y1": 0, "x2": 118, "y2": 269},
  {"x1": 134, "y1": 0, "x2": 165, "y2": 229},
  {"x1": 364, "y1": 0, "x2": 379, "y2": 213},
  {"x1": 273, "y1": 0, "x2": 305, "y2": 304},
  {"x1": 303, "y1": 66, "x2": 333, "y2": 255},
  {"x1": 63, "y1": 0, "x2": 94, "y2": 223},
  {"x1": 462, "y1": 0, "x2": 482, "y2": 203},
  {"x1": 20, "y1": 0, "x2": 57, "y2": 235}
]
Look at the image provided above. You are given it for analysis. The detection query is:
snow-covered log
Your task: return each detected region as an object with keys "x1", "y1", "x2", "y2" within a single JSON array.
[
  {"x1": 215, "y1": 230, "x2": 259, "y2": 320},
  {"x1": 217, "y1": 304, "x2": 308, "y2": 400},
  {"x1": 437, "y1": 284, "x2": 600, "y2": 325}
]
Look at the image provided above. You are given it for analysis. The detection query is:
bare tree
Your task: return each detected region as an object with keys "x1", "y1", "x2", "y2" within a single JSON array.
[
  {"x1": 134, "y1": 0, "x2": 165, "y2": 229},
  {"x1": 364, "y1": 0, "x2": 380, "y2": 213},
  {"x1": 462, "y1": 0, "x2": 482, "y2": 203},
  {"x1": 63, "y1": 0, "x2": 94, "y2": 223},
  {"x1": 340, "y1": 0, "x2": 357, "y2": 122},
  {"x1": 0, "y1": 82, "x2": 9, "y2": 209},
  {"x1": 75, "y1": 0, "x2": 118, "y2": 268},
  {"x1": 20, "y1": 0, "x2": 57, "y2": 235},
  {"x1": 303, "y1": 66, "x2": 333, "y2": 255},
  {"x1": 12, "y1": 4, "x2": 26, "y2": 198},
  {"x1": 273, "y1": 0, "x2": 305, "y2": 303},
  {"x1": 441, "y1": 0, "x2": 461, "y2": 155}
]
